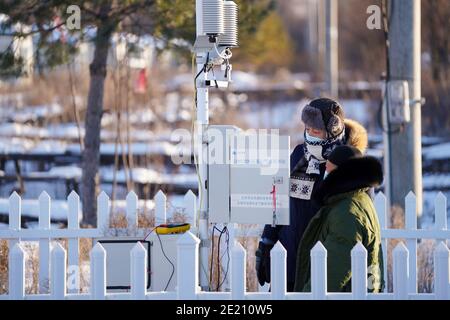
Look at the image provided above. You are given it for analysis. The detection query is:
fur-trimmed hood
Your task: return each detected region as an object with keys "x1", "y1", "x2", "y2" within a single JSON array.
[
  {"x1": 344, "y1": 119, "x2": 368, "y2": 153},
  {"x1": 314, "y1": 156, "x2": 383, "y2": 205}
]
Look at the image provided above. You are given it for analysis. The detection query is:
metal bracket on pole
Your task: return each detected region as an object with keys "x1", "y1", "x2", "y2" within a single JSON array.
[{"x1": 410, "y1": 97, "x2": 426, "y2": 106}]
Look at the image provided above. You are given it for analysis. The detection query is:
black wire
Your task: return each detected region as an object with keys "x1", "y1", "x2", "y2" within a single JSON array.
[
  {"x1": 210, "y1": 226, "x2": 215, "y2": 286},
  {"x1": 210, "y1": 225, "x2": 224, "y2": 287},
  {"x1": 194, "y1": 52, "x2": 210, "y2": 82},
  {"x1": 217, "y1": 227, "x2": 230, "y2": 291},
  {"x1": 142, "y1": 226, "x2": 157, "y2": 241},
  {"x1": 211, "y1": 67, "x2": 219, "y2": 89},
  {"x1": 194, "y1": 52, "x2": 210, "y2": 110},
  {"x1": 217, "y1": 227, "x2": 224, "y2": 290},
  {"x1": 211, "y1": 225, "x2": 226, "y2": 291},
  {"x1": 156, "y1": 230, "x2": 175, "y2": 291}
]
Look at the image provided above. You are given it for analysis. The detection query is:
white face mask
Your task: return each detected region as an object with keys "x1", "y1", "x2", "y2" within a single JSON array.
[{"x1": 323, "y1": 171, "x2": 330, "y2": 180}]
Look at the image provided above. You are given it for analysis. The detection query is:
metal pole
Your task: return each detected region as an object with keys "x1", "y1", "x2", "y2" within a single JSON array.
[
  {"x1": 195, "y1": 0, "x2": 210, "y2": 291},
  {"x1": 387, "y1": 0, "x2": 422, "y2": 217},
  {"x1": 325, "y1": 0, "x2": 338, "y2": 98}
]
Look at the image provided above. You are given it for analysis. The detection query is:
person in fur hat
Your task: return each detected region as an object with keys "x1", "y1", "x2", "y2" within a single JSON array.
[
  {"x1": 294, "y1": 147, "x2": 385, "y2": 292},
  {"x1": 256, "y1": 98, "x2": 369, "y2": 291}
]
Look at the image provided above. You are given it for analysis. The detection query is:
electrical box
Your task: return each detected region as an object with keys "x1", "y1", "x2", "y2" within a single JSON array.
[
  {"x1": 95, "y1": 233, "x2": 181, "y2": 292},
  {"x1": 207, "y1": 125, "x2": 290, "y2": 225},
  {"x1": 387, "y1": 80, "x2": 410, "y2": 124}
]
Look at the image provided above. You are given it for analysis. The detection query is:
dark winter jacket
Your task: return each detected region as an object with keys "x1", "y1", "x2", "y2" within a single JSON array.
[
  {"x1": 261, "y1": 119, "x2": 369, "y2": 288},
  {"x1": 294, "y1": 156, "x2": 385, "y2": 293}
]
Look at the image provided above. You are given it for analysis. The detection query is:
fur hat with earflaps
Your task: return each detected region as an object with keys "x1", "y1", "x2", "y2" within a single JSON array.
[{"x1": 301, "y1": 98, "x2": 345, "y2": 138}]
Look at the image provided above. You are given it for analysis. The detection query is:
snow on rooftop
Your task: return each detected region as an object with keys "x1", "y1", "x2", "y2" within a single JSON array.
[
  {"x1": 0, "y1": 123, "x2": 43, "y2": 137},
  {"x1": 0, "y1": 137, "x2": 33, "y2": 153},
  {"x1": 423, "y1": 142, "x2": 450, "y2": 160},
  {"x1": 422, "y1": 174, "x2": 450, "y2": 189},
  {"x1": 9, "y1": 103, "x2": 63, "y2": 123},
  {"x1": 47, "y1": 166, "x2": 82, "y2": 179},
  {"x1": 29, "y1": 140, "x2": 67, "y2": 154}
]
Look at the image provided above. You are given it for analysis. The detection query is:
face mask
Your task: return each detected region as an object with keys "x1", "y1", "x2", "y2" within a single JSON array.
[
  {"x1": 305, "y1": 132, "x2": 325, "y2": 144},
  {"x1": 323, "y1": 171, "x2": 329, "y2": 180}
]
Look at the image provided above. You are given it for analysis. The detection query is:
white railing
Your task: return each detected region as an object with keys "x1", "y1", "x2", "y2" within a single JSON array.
[{"x1": 0, "y1": 190, "x2": 449, "y2": 300}]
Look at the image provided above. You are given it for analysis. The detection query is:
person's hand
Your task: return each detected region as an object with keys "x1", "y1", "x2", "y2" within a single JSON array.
[{"x1": 255, "y1": 241, "x2": 274, "y2": 286}]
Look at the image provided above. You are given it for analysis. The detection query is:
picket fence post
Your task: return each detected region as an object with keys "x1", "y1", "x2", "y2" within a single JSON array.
[
  {"x1": 9, "y1": 243, "x2": 25, "y2": 300},
  {"x1": 177, "y1": 231, "x2": 200, "y2": 299},
  {"x1": 90, "y1": 243, "x2": 106, "y2": 300},
  {"x1": 231, "y1": 241, "x2": 246, "y2": 300},
  {"x1": 393, "y1": 242, "x2": 409, "y2": 300},
  {"x1": 131, "y1": 242, "x2": 148, "y2": 299},
  {"x1": 351, "y1": 242, "x2": 367, "y2": 300},
  {"x1": 311, "y1": 241, "x2": 327, "y2": 300},
  {"x1": 51, "y1": 243, "x2": 67, "y2": 300}
]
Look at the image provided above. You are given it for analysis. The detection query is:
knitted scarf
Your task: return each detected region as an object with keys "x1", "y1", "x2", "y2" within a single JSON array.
[{"x1": 303, "y1": 129, "x2": 346, "y2": 175}]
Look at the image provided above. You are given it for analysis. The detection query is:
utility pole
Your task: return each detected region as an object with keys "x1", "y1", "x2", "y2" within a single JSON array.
[
  {"x1": 325, "y1": 0, "x2": 338, "y2": 98},
  {"x1": 307, "y1": 0, "x2": 318, "y2": 58},
  {"x1": 386, "y1": 0, "x2": 422, "y2": 217}
]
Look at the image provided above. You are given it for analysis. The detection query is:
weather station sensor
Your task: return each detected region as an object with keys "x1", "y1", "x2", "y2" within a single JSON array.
[{"x1": 193, "y1": 0, "x2": 238, "y2": 90}]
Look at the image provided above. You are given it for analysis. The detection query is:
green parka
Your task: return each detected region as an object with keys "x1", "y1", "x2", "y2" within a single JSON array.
[{"x1": 294, "y1": 156, "x2": 385, "y2": 293}]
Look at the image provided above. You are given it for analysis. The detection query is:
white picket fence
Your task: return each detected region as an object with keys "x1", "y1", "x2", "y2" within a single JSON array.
[{"x1": 0, "y1": 190, "x2": 449, "y2": 300}]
